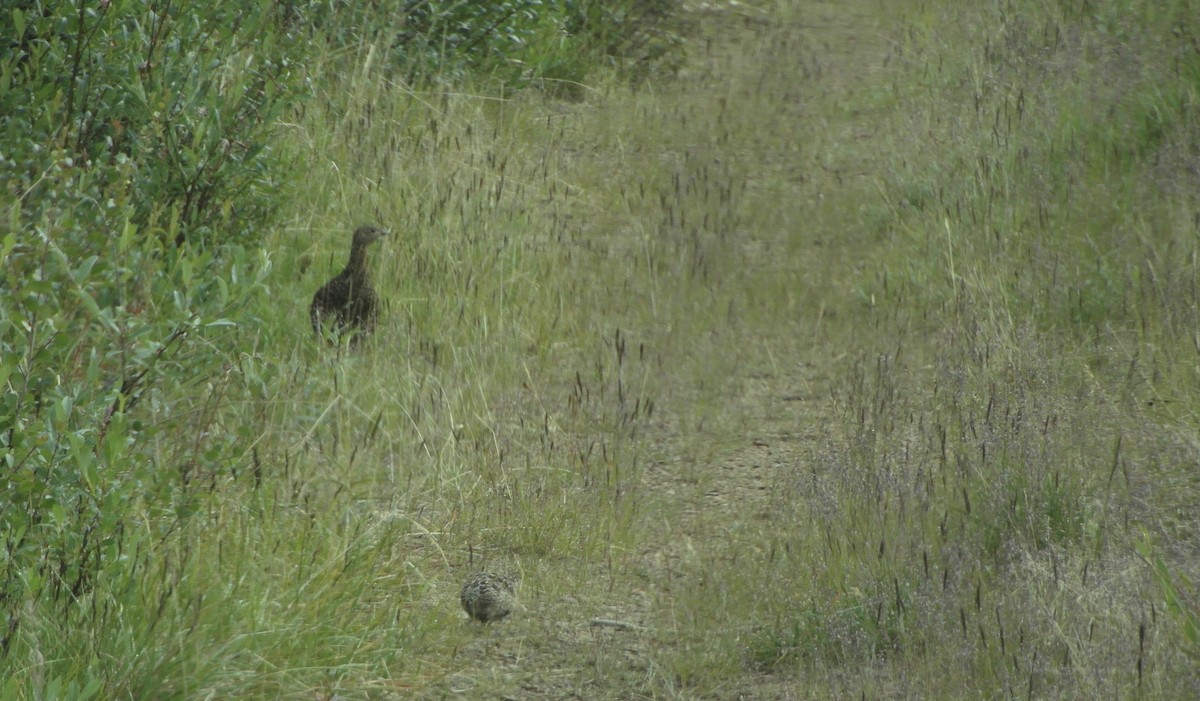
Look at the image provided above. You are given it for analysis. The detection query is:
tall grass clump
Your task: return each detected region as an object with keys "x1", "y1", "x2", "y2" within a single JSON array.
[
  {"x1": 632, "y1": 0, "x2": 1200, "y2": 697},
  {"x1": 724, "y1": 0, "x2": 1200, "y2": 696},
  {"x1": 279, "y1": 0, "x2": 680, "y2": 93}
]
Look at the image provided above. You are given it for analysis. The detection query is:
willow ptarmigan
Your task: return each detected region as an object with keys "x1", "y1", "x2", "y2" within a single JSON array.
[{"x1": 309, "y1": 225, "x2": 387, "y2": 342}]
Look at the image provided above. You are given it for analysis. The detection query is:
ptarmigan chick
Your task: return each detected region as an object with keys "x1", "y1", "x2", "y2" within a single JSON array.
[{"x1": 460, "y1": 572, "x2": 519, "y2": 624}]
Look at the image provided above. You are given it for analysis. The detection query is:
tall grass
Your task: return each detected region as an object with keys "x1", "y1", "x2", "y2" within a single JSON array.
[
  {"x1": 5, "y1": 0, "x2": 1200, "y2": 697},
  {"x1": 652, "y1": 0, "x2": 1200, "y2": 697}
]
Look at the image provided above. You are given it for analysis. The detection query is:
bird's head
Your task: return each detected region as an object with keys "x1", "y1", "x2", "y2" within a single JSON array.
[{"x1": 352, "y1": 225, "x2": 389, "y2": 248}]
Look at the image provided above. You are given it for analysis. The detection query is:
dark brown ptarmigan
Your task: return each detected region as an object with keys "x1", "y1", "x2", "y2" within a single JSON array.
[
  {"x1": 460, "y1": 572, "x2": 519, "y2": 623},
  {"x1": 309, "y1": 225, "x2": 387, "y2": 342}
]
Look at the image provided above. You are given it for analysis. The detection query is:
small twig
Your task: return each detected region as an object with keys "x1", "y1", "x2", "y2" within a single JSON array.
[
  {"x1": 94, "y1": 318, "x2": 194, "y2": 453},
  {"x1": 590, "y1": 618, "x2": 645, "y2": 631}
]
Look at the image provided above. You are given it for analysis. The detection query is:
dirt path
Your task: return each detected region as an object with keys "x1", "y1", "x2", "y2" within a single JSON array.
[{"x1": 441, "y1": 1, "x2": 899, "y2": 697}]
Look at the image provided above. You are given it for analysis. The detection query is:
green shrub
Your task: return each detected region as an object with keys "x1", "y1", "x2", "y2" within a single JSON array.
[
  {"x1": 1, "y1": 0, "x2": 305, "y2": 248},
  {"x1": 0, "y1": 0, "x2": 295, "y2": 664},
  {"x1": 279, "y1": 0, "x2": 680, "y2": 89}
]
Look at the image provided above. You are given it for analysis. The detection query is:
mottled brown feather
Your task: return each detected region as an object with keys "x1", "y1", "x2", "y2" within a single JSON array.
[{"x1": 460, "y1": 572, "x2": 519, "y2": 623}]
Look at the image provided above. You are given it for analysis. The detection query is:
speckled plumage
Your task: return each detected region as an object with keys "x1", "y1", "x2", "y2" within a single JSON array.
[
  {"x1": 310, "y1": 225, "x2": 387, "y2": 342},
  {"x1": 460, "y1": 572, "x2": 519, "y2": 623}
]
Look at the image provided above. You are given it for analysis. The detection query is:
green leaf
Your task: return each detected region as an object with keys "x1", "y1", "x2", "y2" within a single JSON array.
[
  {"x1": 74, "y1": 255, "x2": 99, "y2": 279},
  {"x1": 0, "y1": 673, "x2": 20, "y2": 700},
  {"x1": 118, "y1": 219, "x2": 136, "y2": 253},
  {"x1": 77, "y1": 678, "x2": 103, "y2": 701}
]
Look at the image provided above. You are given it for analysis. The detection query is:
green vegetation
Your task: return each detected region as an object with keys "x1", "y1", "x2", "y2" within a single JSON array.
[{"x1": 3, "y1": 0, "x2": 1199, "y2": 697}]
